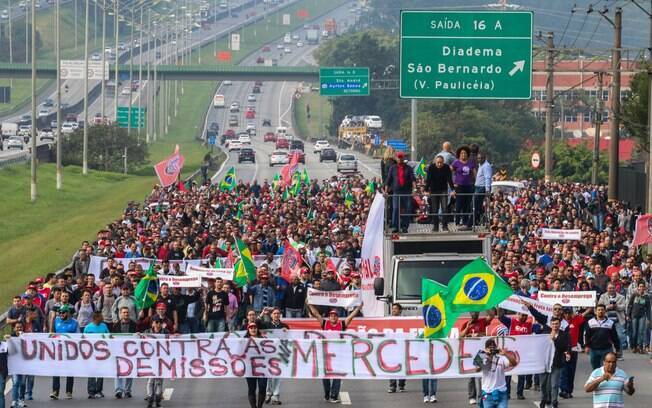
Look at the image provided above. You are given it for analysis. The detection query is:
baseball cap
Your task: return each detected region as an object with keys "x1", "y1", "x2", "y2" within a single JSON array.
[
  {"x1": 26, "y1": 284, "x2": 37, "y2": 291},
  {"x1": 328, "y1": 309, "x2": 338, "y2": 316},
  {"x1": 22, "y1": 293, "x2": 34, "y2": 300},
  {"x1": 58, "y1": 304, "x2": 72, "y2": 313},
  {"x1": 351, "y1": 272, "x2": 360, "y2": 278},
  {"x1": 34, "y1": 277, "x2": 44, "y2": 284},
  {"x1": 396, "y1": 151, "x2": 405, "y2": 159},
  {"x1": 247, "y1": 322, "x2": 258, "y2": 329}
]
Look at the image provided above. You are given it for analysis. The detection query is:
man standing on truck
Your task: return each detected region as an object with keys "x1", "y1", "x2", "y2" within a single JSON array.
[
  {"x1": 384, "y1": 151, "x2": 416, "y2": 233},
  {"x1": 425, "y1": 155, "x2": 455, "y2": 232}
]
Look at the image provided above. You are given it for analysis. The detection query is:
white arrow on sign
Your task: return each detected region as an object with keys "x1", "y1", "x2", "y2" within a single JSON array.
[{"x1": 508, "y1": 60, "x2": 525, "y2": 77}]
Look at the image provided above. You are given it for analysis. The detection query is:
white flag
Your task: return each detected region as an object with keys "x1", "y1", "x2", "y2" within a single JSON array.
[{"x1": 359, "y1": 193, "x2": 386, "y2": 317}]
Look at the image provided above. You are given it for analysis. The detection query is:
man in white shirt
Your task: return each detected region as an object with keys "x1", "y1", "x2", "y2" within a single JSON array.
[
  {"x1": 468, "y1": 152, "x2": 492, "y2": 228},
  {"x1": 473, "y1": 338, "x2": 517, "y2": 408}
]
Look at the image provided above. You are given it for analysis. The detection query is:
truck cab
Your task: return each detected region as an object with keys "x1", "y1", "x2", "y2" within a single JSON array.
[{"x1": 374, "y1": 231, "x2": 491, "y2": 316}]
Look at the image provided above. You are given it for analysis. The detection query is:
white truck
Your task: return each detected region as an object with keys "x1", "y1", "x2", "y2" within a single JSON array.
[
  {"x1": 373, "y1": 231, "x2": 491, "y2": 316},
  {"x1": 1, "y1": 122, "x2": 18, "y2": 140}
]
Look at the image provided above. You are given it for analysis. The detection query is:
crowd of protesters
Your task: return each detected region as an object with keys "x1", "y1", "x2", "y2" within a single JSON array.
[{"x1": 1, "y1": 140, "x2": 650, "y2": 407}]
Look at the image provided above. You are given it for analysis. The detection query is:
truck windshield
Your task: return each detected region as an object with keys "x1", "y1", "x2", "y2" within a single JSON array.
[{"x1": 395, "y1": 259, "x2": 471, "y2": 300}]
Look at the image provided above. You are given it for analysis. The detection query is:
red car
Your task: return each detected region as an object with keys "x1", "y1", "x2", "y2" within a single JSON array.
[
  {"x1": 264, "y1": 132, "x2": 276, "y2": 142},
  {"x1": 275, "y1": 137, "x2": 289, "y2": 149},
  {"x1": 262, "y1": 46, "x2": 271, "y2": 52},
  {"x1": 289, "y1": 149, "x2": 305, "y2": 164},
  {"x1": 256, "y1": 56, "x2": 264, "y2": 64},
  {"x1": 255, "y1": 80, "x2": 263, "y2": 87},
  {"x1": 245, "y1": 110, "x2": 255, "y2": 119},
  {"x1": 225, "y1": 129, "x2": 236, "y2": 137}
]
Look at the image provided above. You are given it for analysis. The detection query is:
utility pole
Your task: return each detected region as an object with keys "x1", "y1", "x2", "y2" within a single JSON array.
[
  {"x1": 114, "y1": 0, "x2": 119, "y2": 121},
  {"x1": 544, "y1": 32, "x2": 555, "y2": 182},
  {"x1": 608, "y1": 8, "x2": 622, "y2": 200},
  {"x1": 146, "y1": 9, "x2": 151, "y2": 143},
  {"x1": 128, "y1": 14, "x2": 134, "y2": 137},
  {"x1": 101, "y1": 0, "x2": 106, "y2": 119},
  {"x1": 410, "y1": 99, "x2": 417, "y2": 159},
  {"x1": 83, "y1": 0, "x2": 90, "y2": 175},
  {"x1": 648, "y1": 1, "x2": 652, "y2": 217},
  {"x1": 56, "y1": 0, "x2": 62, "y2": 190},
  {"x1": 592, "y1": 72, "x2": 604, "y2": 185},
  {"x1": 138, "y1": 6, "x2": 143, "y2": 142},
  {"x1": 74, "y1": 0, "x2": 78, "y2": 52},
  {"x1": 30, "y1": 0, "x2": 36, "y2": 202}
]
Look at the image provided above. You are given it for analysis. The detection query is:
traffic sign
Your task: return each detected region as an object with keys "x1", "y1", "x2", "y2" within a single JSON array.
[
  {"x1": 386, "y1": 139, "x2": 407, "y2": 152},
  {"x1": 208, "y1": 134, "x2": 217, "y2": 146},
  {"x1": 60, "y1": 60, "x2": 109, "y2": 80},
  {"x1": 319, "y1": 67, "x2": 370, "y2": 96},
  {"x1": 116, "y1": 106, "x2": 146, "y2": 128},
  {"x1": 399, "y1": 10, "x2": 532, "y2": 99}
]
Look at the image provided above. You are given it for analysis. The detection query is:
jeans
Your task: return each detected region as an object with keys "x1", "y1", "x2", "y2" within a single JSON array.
[
  {"x1": 391, "y1": 194, "x2": 412, "y2": 231},
  {"x1": 146, "y1": 378, "x2": 163, "y2": 400},
  {"x1": 0, "y1": 374, "x2": 5, "y2": 408},
  {"x1": 468, "y1": 377, "x2": 481, "y2": 400},
  {"x1": 266, "y1": 378, "x2": 281, "y2": 400},
  {"x1": 322, "y1": 379, "x2": 341, "y2": 400},
  {"x1": 468, "y1": 186, "x2": 486, "y2": 227},
  {"x1": 52, "y1": 376, "x2": 74, "y2": 394},
  {"x1": 206, "y1": 318, "x2": 227, "y2": 332},
  {"x1": 115, "y1": 378, "x2": 133, "y2": 394},
  {"x1": 87, "y1": 377, "x2": 104, "y2": 396},
  {"x1": 560, "y1": 351, "x2": 578, "y2": 394},
  {"x1": 482, "y1": 390, "x2": 509, "y2": 408},
  {"x1": 186, "y1": 317, "x2": 203, "y2": 333},
  {"x1": 430, "y1": 192, "x2": 449, "y2": 228},
  {"x1": 422, "y1": 379, "x2": 438, "y2": 397},
  {"x1": 593, "y1": 213, "x2": 604, "y2": 231},
  {"x1": 388, "y1": 379, "x2": 405, "y2": 391},
  {"x1": 246, "y1": 378, "x2": 267, "y2": 398},
  {"x1": 285, "y1": 308, "x2": 303, "y2": 318},
  {"x1": 455, "y1": 184, "x2": 474, "y2": 225},
  {"x1": 24, "y1": 376, "x2": 33, "y2": 399},
  {"x1": 589, "y1": 348, "x2": 611, "y2": 370},
  {"x1": 613, "y1": 321, "x2": 628, "y2": 350},
  {"x1": 631, "y1": 316, "x2": 648, "y2": 348},
  {"x1": 540, "y1": 367, "x2": 562, "y2": 404},
  {"x1": 12, "y1": 375, "x2": 24, "y2": 403}
]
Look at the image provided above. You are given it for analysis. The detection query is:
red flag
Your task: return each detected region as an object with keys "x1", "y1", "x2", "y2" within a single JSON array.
[
  {"x1": 280, "y1": 242, "x2": 302, "y2": 282},
  {"x1": 632, "y1": 214, "x2": 652, "y2": 246},
  {"x1": 280, "y1": 152, "x2": 299, "y2": 186},
  {"x1": 217, "y1": 51, "x2": 232, "y2": 61},
  {"x1": 154, "y1": 145, "x2": 185, "y2": 187},
  {"x1": 326, "y1": 257, "x2": 347, "y2": 287}
]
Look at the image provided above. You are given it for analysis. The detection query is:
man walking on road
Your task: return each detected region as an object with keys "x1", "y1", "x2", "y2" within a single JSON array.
[
  {"x1": 585, "y1": 304, "x2": 621, "y2": 370},
  {"x1": 584, "y1": 352, "x2": 634, "y2": 407},
  {"x1": 261, "y1": 308, "x2": 289, "y2": 405},
  {"x1": 387, "y1": 303, "x2": 406, "y2": 394},
  {"x1": 472, "y1": 338, "x2": 517, "y2": 408},
  {"x1": 50, "y1": 304, "x2": 79, "y2": 400}
]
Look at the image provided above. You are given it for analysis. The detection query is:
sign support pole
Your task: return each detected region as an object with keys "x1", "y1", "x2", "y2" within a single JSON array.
[
  {"x1": 544, "y1": 32, "x2": 554, "y2": 182},
  {"x1": 410, "y1": 99, "x2": 417, "y2": 160}
]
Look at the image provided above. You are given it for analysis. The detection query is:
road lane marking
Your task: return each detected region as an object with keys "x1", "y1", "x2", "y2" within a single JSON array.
[
  {"x1": 278, "y1": 81, "x2": 288, "y2": 126},
  {"x1": 162, "y1": 388, "x2": 174, "y2": 401},
  {"x1": 340, "y1": 391, "x2": 351, "y2": 405}
]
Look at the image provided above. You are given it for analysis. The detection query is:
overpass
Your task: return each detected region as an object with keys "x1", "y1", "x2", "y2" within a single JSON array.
[{"x1": 0, "y1": 63, "x2": 320, "y2": 82}]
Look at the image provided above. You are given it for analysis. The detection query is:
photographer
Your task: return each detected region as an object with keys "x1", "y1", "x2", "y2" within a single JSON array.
[{"x1": 472, "y1": 338, "x2": 517, "y2": 408}]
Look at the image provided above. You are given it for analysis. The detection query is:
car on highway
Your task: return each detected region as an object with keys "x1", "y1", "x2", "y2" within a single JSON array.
[
  {"x1": 284, "y1": 47, "x2": 292, "y2": 53},
  {"x1": 228, "y1": 115, "x2": 238, "y2": 127},
  {"x1": 262, "y1": 118, "x2": 271, "y2": 127},
  {"x1": 269, "y1": 150, "x2": 289, "y2": 167},
  {"x1": 7, "y1": 136, "x2": 24, "y2": 150},
  {"x1": 92, "y1": 113, "x2": 104, "y2": 124},
  {"x1": 91, "y1": 53, "x2": 101, "y2": 61},
  {"x1": 38, "y1": 109, "x2": 50, "y2": 118},
  {"x1": 61, "y1": 122, "x2": 76, "y2": 134},
  {"x1": 50, "y1": 119, "x2": 58, "y2": 128},
  {"x1": 292, "y1": 34, "x2": 300, "y2": 41},
  {"x1": 223, "y1": 80, "x2": 232, "y2": 86},
  {"x1": 264, "y1": 132, "x2": 276, "y2": 142},
  {"x1": 121, "y1": 87, "x2": 131, "y2": 96},
  {"x1": 238, "y1": 133, "x2": 251, "y2": 144},
  {"x1": 252, "y1": 85, "x2": 261, "y2": 94},
  {"x1": 289, "y1": 149, "x2": 305, "y2": 164},
  {"x1": 296, "y1": 41, "x2": 304, "y2": 47},
  {"x1": 224, "y1": 129, "x2": 235, "y2": 138},
  {"x1": 275, "y1": 137, "x2": 289, "y2": 149},
  {"x1": 364, "y1": 115, "x2": 383, "y2": 129},
  {"x1": 18, "y1": 125, "x2": 31, "y2": 140},
  {"x1": 118, "y1": 42, "x2": 127, "y2": 51},
  {"x1": 276, "y1": 44, "x2": 284, "y2": 50},
  {"x1": 229, "y1": 102, "x2": 240, "y2": 113},
  {"x1": 66, "y1": 113, "x2": 77, "y2": 122},
  {"x1": 337, "y1": 153, "x2": 358, "y2": 173},
  {"x1": 245, "y1": 110, "x2": 255, "y2": 119},
  {"x1": 43, "y1": 98, "x2": 54, "y2": 108},
  {"x1": 19, "y1": 114, "x2": 31, "y2": 125},
  {"x1": 290, "y1": 139, "x2": 304, "y2": 151},
  {"x1": 255, "y1": 80, "x2": 263, "y2": 87},
  {"x1": 313, "y1": 140, "x2": 330, "y2": 153},
  {"x1": 238, "y1": 147, "x2": 255, "y2": 163},
  {"x1": 247, "y1": 94, "x2": 256, "y2": 103},
  {"x1": 228, "y1": 140, "x2": 242, "y2": 151},
  {"x1": 1, "y1": 11, "x2": 8, "y2": 20},
  {"x1": 256, "y1": 56, "x2": 264, "y2": 64},
  {"x1": 319, "y1": 148, "x2": 337, "y2": 162},
  {"x1": 262, "y1": 46, "x2": 271, "y2": 52},
  {"x1": 39, "y1": 128, "x2": 55, "y2": 143}
]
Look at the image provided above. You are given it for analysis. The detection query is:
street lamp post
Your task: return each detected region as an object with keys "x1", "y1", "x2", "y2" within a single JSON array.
[
  {"x1": 24, "y1": 2, "x2": 28, "y2": 63},
  {"x1": 127, "y1": 17, "x2": 134, "y2": 137},
  {"x1": 30, "y1": 0, "x2": 36, "y2": 202},
  {"x1": 145, "y1": 9, "x2": 151, "y2": 143},
  {"x1": 83, "y1": 0, "x2": 90, "y2": 176},
  {"x1": 114, "y1": 0, "x2": 119, "y2": 121},
  {"x1": 56, "y1": 0, "x2": 62, "y2": 189},
  {"x1": 138, "y1": 6, "x2": 143, "y2": 142},
  {"x1": 101, "y1": 0, "x2": 106, "y2": 119}
]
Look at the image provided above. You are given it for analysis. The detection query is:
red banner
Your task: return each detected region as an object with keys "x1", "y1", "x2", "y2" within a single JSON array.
[
  {"x1": 297, "y1": 9, "x2": 309, "y2": 19},
  {"x1": 632, "y1": 214, "x2": 652, "y2": 246},
  {"x1": 216, "y1": 51, "x2": 232, "y2": 62},
  {"x1": 280, "y1": 242, "x2": 302, "y2": 282},
  {"x1": 154, "y1": 145, "x2": 185, "y2": 187},
  {"x1": 280, "y1": 152, "x2": 299, "y2": 186}
]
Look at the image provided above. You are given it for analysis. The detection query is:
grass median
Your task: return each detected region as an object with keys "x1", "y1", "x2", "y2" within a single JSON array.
[
  {"x1": 0, "y1": 0, "x2": 347, "y2": 311},
  {"x1": 294, "y1": 90, "x2": 333, "y2": 141}
]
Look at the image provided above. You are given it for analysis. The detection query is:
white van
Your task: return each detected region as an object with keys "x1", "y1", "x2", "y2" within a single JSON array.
[
  {"x1": 283, "y1": 33, "x2": 292, "y2": 44},
  {"x1": 213, "y1": 94, "x2": 225, "y2": 108},
  {"x1": 276, "y1": 126, "x2": 287, "y2": 138}
]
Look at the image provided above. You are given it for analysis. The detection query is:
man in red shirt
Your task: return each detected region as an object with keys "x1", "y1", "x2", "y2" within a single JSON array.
[
  {"x1": 605, "y1": 257, "x2": 623, "y2": 279},
  {"x1": 559, "y1": 307, "x2": 590, "y2": 399},
  {"x1": 497, "y1": 308, "x2": 533, "y2": 399}
]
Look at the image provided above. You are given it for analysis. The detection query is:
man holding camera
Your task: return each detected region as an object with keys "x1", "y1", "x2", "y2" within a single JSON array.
[{"x1": 472, "y1": 338, "x2": 517, "y2": 408}]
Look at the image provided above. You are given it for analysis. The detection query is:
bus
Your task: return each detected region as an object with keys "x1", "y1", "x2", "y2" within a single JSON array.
[{"x1": 213, "y1": 94, "x2": 225, "y2": 108}]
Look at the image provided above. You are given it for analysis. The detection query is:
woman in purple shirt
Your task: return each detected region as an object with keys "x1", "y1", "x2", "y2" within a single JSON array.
[{"x1": 451, "y1": 146, "x2": 477, "y2": 227}]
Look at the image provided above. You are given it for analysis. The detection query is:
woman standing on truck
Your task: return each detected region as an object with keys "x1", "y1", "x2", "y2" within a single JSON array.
[{"x1": 451, "y1": 146, "x2": 477, "y2": 228}]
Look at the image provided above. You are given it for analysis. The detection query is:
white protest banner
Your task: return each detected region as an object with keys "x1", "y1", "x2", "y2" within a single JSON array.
[
  {"x1": 541, "y1": 228, "x2": 582, "y2": 241},
  {"x1": 307, "y1": 288, "x2": 362, "y2": 309},
  {"x1": 499, "y1": 295, "x2": 554, "y2": 322},
  {"x1": 185, "y1": 264, "x2": 234, "y2": 281},
  {"x1": 537, "y1": 290, "x2": 596, "y2": 307},
  {"x1": 359, "y1": 193, "x2": 385, "y2": 317},
  {"x1": 157, "y1": 275, "x2": 201, "y2": 288},
  {"x1": 7, "y1": 333, "x2": 553, "y2": 379}
]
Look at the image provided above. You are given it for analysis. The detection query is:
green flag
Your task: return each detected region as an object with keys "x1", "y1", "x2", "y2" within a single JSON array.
[
  {"x1": 422, "y1": 279, "x2": 458, "y2": 338},
  {"x1": 232, "y1": 236, "x2": 257, "y2": 287},
  {"x1": 214, "y1": 257, "x2": 222, "y2": 268},
  {"x1": 272, "y1": 173, "x2": 281, "y2": 191},
  {"x1": 416, "y1": 158, "x2": 427, "y2": 178},
  {"x1": 134, "y1": 262, "x2": 159, "y2": 310},
  {"x1": 364, "y1": 180, "x2": 376, "y2": 195},
  {"x1": 301, "y1": 168, "x2": 310, "y2": 185},
  {"x1": 290, "y1": 178, "x2": 301, "y2": 197},
  {"x1": 307, "y1": 208, "x2": 316, "y2": 220},
  {"x1": 233, "y1": 201, "x2": 244, "y2": 220},
  {"x1": 281, "y1": 187, "x2": 289, "y2": 201},
  {"x1": 344, "y1": 190, "x2": 354, "y2": 208},
  {"x1": 446, "y1": 258, "x2": 513, "y2": 313},
  {"x1": 220, "y1": 167, "x2": 237, "y2": 192}
]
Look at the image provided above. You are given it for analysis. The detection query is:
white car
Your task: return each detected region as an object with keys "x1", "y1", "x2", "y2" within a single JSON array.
[
  {"x1": 269, "y1": 150, "x2": 289, "y2": 167},
  {"x1": 246, "y1": 123, "x2": 256, "y2": 132},
  {"x1": 491, "y1": 181, "x2": 526, "y2": 194},
  {"x1": 337, "y1": 153, "x2": 358, "y2": 173},
  {"x1": 229, "y1": 102, "x2": 240, "y2": 113},
  {"x1": 313, "y1": 140, "x2": 330, "y2": 153},
  {"x1": 61, "y1": 122, "x2": 76, "y2": 134},
  {"x1": 7, "y1": 136, "x2": 24, "y2": 150},
  {"x1": 90, "y1": 53, "x2": 101, "y2": 61},
  {"x1": 292, "y1": 34, "x2": 300, "y2": 41},
  {"x1": 38, "y1": 109, "x2": 50, "y2": 118},
  {"x1": 364, "y1": 115, "x2": 382, "y2": 129},
  {"x1": 121, "y1": 87, "x2": 131, "y2": 96},
  {"x1": 238, "y1": 134, "x2": 251, "y2": 144},
  {"x1": 228, "y1": 140, "x2": 243, "y2": 151},
  {"x1": 223, "y1": 80, "x2": 232, "y2": 86},
  {"x1": 247, "y1": 94, "x2": 256, "y2": 103},
  {"x1": 296, "y1": 41, "x2": 304, "y2": 47},
  {"x1": 18, "y1": 124, "x2": 31, "y2": 136},
  {"x1": 276, "y1": 44, "x2": 284, "y2": 49},
  {"x1": 39, "y1": 128, "x2": 55, "y2": 142},
  {"x1": 284, "y1": 47, "x2": 292, "y2": 54}
]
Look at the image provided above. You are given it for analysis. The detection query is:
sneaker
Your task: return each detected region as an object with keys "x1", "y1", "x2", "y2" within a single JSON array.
[
  {"x1": 271, "y1": 400, "x2": 282, "y2": 405},
  {"x1": 558, "y1": 392, "x2": 568, "y2": 399},
  {"x1": 25, "y1": 395, "x2": 33, "y2": 401},
  {"x1": 125, "y1": 392, "x2": 132, "y2": 398},
  {"x1": 517, "y1": 395, "x2": 526, "y2": 400},
  {"x1": 49, "y1": 392, "x2": 59, "y2": 400},
  {"x1": 398, "y1": 387, "x2": 405, "y2": 393},
  {"x1": 533, "y1": 385, "x2": 540, "y2": 392},
  {"x1": 88, "y1": 394, "x2": 96, "y2": 399},
  {"x1": 265, "y1": 394, "x2": 272, "y2": 403},
  {"x1": 429, "y1": 395, "x2": 437, "y2": 403},
  {"x1": 95, "y1": 392, "x2": 105, "y2": 399},
  {"x1": 324, "y1": 395, "x2": 330, "y2": 402},
  {"x1": 330, "y1": 398, "x2": 341, "y2": 403},
  {"x1": 65, "y1": 392, "x2": 73, "y2": 400},
  {"x1": 423, "y1": 396, "x2": 429, "y2": 403},
  {"x1": 469, "y1": 398, "x2": 477, "y2": 405},
  {"x1": 115, "y1": 391, "x2": 123, "y2": 399},
  {"x1": 387, "y1": 388, "x2": 397, "y2": 394}
]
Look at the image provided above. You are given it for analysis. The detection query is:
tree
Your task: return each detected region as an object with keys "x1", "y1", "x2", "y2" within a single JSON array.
[
  {"x1": 61, "y1": 125, "x2": 148, "y2": 172},
  {"x1": 512, "y1": 142, "x2": 608, "y2": 183},
  {"x1": 0, "y1": 23, "x2": 43, "y2": 63},
  {"x1": 621, "y1": 63, "x2": 650, "y2": 152}
]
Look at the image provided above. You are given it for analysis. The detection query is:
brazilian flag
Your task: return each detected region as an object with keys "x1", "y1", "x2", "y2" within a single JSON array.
[
  {"x1": 272, "y1": 173, "x2": 281, "y2": 191},
  {"x1": 220, "y1": 167, "x2": 237, "y2": 192},
  {"x1": 233, "y1": 236, "x2": 257, "y2": 287},
  {"x1": 281, "y1": 187, "x2": 289, "y2": 201},
  {"x1": 233, "y1": 201, "x2": 244, "y2": 220},
  {"x1": 364, "y1": 181, "x2": 376, "y2": 195},
  {"x1": 344, "y1": 190, "x2": 354, "y2": 208},
  {"x1": 422, "y1": 279, "x2": 458, "y2": 338},
  {"x1": 301, "y1": 168, "x2": 310, "y2": 185},
  {"x1": 447, "y1": 258, "x2": 513, "y2": 313},
  {"x1": 134, "y1": 262, "x2": 159, "y2": 310},
  {"x1": 415, "y1": 158, "x2": 427, "y2": 178}
]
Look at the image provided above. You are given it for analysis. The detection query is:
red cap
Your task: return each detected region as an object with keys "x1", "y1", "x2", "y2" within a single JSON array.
[
  {"x1": 34, "y1": 277, "x2": 44, "y2": 284},
  {"x1": 155, "y1": 302, "x2": 167, "y2": 311},
  {"x1": 351, "y1": 273, "x2": 360, "y2": 278},
  {"x1": 26, "y1": 285, "x2": 37, "y2": 290},
  {"x1": 247, "y1": 322, "x2": 258, "y2": 329},
  {"x1": 328, "y1": 309, "x2": 339, "y2": 316},
  {"x1": 396, "y1": 152, "x2": 405, "y2": 159}
]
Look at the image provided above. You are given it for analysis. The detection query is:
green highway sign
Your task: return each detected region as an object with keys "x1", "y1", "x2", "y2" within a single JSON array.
[
  {"x1": 117, "y1": 106, "x2": 146, "y2": 128},
  {"x1": 400, "y1": 10, "x2": 532, "y2": 99},
  {"x1": 319, "y1": 67, "x2": 370, "y2": 96}
]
